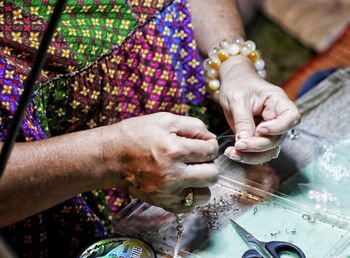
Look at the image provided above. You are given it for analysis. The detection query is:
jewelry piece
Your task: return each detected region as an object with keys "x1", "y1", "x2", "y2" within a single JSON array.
[
  {"x1": 173, "y1": 213, "x2": 184, "y2": 258},
  {"x1": 203, "y1": 36, "x2": 267, "y2": 98},
  {"x1": 182, "y1": 188, "x2": 194, "y2": 207}
]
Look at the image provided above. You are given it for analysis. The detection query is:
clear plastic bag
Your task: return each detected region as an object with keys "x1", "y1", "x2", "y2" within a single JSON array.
[{"x1": 288, "y1": 128, "x2": 350, "y2": 219}]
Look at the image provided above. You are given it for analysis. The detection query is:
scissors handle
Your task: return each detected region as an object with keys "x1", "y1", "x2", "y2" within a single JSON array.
[
  {"x1": 265, "y1": 241, "x2": 306, "y2": 258},
  {"x1": 242, "y1": 249, "x2": 264, "y2": 258}
]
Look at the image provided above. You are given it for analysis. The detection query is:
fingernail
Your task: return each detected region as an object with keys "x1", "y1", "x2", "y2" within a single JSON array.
[
  {"x1": 235, "y1": 141, "x2": 248, "y2": 150},
  {"x1": 224, "y1": 146, "x2": 234, "y2": 156},
  {"x1": 293, "y1": 119, "x2": 301, "y2": 126},
  {"x1": 228, "y1": 154, "x2": 241, "y2": 161},
  {"x1": 209, "y1": 132, "x2": 217, "y2": 139},
  {"x1": 224, "y1": 147, "x2": 242, "y2": 161},
  {"x1": 257, "y1": 127, "x2": 269, "y2": 135},
  {"x1": 273, "y1": 146, "x2": 281, "y2": 159}
]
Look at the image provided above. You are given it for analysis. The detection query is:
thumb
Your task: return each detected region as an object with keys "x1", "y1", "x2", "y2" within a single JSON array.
[{"x1": 231, "y1": 100, "x2": 255, "y2": 140}]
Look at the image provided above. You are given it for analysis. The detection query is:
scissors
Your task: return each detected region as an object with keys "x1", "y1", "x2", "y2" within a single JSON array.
[{"x1": 230, "y1": 219, "x2": 306, "y2": 258}]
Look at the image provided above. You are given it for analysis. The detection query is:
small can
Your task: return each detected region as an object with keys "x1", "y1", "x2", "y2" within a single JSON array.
[{"x1": 78, "y1": 236, "x2": 156, "y2": 258}]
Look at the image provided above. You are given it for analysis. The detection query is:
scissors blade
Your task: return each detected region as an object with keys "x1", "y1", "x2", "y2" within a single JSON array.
[
  {"x1": 230, "y1": 219, "x2": 260, "y2": 248},
  {"x1": 231, "y1": 220, "x2": 276, "y2": 258}
]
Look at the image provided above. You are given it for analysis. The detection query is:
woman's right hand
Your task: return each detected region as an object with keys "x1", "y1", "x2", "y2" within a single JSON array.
[{"x1": 97, "y1": 112, "x2": 219, "y2": 213}]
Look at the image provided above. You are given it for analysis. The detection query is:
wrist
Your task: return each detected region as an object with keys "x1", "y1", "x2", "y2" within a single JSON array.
[
  {"x1": 94, "y1": 123, "x2": 128, "y2": 190},
  {"x1": 220, "y1": 55, "x2": 256, "y2": 79},
  {"x1": 203, "y1": 37, "x2": 267, "y2": 98}
]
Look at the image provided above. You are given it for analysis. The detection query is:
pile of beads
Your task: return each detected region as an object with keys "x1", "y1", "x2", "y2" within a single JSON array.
[
  {"x1": 307, "y1": 188, "x2": 340, "y2": 213},
  {"x1": 318, "y1": 146, "x2": 350, "y2": 182},
  {"x1": 203, "y1": 36, "x2": 267, "y2": 95}
]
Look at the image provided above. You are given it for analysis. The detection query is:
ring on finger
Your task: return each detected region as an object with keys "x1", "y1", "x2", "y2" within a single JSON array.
[{"x1": 182, "y1": 188, "x2": 194, "y2": 207}]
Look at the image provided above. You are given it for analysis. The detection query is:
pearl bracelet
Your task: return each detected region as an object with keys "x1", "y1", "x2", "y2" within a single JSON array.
[{"x1": 203, "y1": 36, "x2": 267, "y2": 94}]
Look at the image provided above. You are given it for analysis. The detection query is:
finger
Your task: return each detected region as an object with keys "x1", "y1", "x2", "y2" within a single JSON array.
[
  {"x1": 234, "y1": 135, "x2": 283, "y2": 152},
  {"x1": 169, "y1": 114, "x2": 216, "y2": 140},
  {"x1": 224, "y1": 146, "x2": 281, "y2": 165},
  {"x1": 230, "y1": 97, "x2": 256, "y2": 140},
  {"x1": 257, "y1": 99, "x2": 301, "y2": 135},
  {"x1": 166, "y1": 187, "x2": 211, "y2": 213},
  {"x1": 178, "y1": 138, "x2": 219, "y2": 163},
  {"x1": 181, "y1": 163, "x2": 219, "y2": 188}
]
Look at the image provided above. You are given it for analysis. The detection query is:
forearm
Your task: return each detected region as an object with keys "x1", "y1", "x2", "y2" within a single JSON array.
[
  {"x1": 189, "y1": 0, "x2": 245, "y2": 55},
  {"x1": 0, "y1": 128, "x2": 107, "y2": 228}
]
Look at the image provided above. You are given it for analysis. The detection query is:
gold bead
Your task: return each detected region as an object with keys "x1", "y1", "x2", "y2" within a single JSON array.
[
  {"x1": 218, "y1": 49, "x2": 229, "y2": 62},
  {"x1": 248, "y1": 50, "x2": 260, "y2": 62},
  {"x1": 209, "y1": 59, "x2": 220, "y2": 69},
  {"x1": 208, "y1": 80, "x2": 220, "y2": 91}
]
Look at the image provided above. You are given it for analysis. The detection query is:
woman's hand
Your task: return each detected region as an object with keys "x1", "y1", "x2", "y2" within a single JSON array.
[
  {"x1": 219, "y1": 56, "x2": 301, "y2": 164},
  {"x1": 98, "y1": 112, "x2": 219, "y2": 213}
]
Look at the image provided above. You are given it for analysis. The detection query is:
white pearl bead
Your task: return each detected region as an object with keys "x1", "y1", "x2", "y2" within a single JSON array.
[
  {"x1": 307, "y1": 190, "x2": 315, "y2": 200},
  {"x1": 227, "y1": 43, "x2": 240, "y2": 56},
  {"x1": 220, "y1": 39, "x2": 232, "y2": 49},
  {"x1": 245, "y1": 40, "x2": 256, "y2": 51},
  {"x1": 258, "y1": 69, "x2": 267, "y2": 78},
  {"x1": 315, "y1": 192, "x2": 322, "y2": 202},
  {"x1": 207, "y1": 68, "x2": 218, "y2": 79},
  {"x1": 208, "y1": 47, "x2": 219, "y2": 59},
  {"x1": 208, "y1": 80, "x2": 220, "y2": 91},
  {"x1": 254, "y1": 59, "x2": 265, "y2": 70},
  {"x1": 233, "y1": 36, "x2": 244, "y2": 46},
  {"x1": 240, "y1": 45, "x2": 252, "y2": 56},
  {"x1": 203, "y1": 58, "x2": 210, "y2": 71}
]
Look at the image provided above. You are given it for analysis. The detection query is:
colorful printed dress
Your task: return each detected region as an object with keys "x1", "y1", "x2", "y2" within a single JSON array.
[{"x1": 0, "y1": 0, "x2": 208, "y2": 256}]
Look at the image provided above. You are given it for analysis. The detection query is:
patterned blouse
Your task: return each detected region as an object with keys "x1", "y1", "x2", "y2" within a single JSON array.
[{"x1": 0, "y1": 0, "x2": 207, "y2": 256}]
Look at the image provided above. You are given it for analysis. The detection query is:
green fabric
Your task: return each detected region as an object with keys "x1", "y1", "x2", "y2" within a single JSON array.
[{"x1": 14, "y1": 0, "x2": 138, "y2": 65}]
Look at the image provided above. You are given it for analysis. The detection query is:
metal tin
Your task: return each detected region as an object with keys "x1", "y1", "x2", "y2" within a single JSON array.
[{"x1": 78, "y1": 237, "x2": 156, "y2": 258}]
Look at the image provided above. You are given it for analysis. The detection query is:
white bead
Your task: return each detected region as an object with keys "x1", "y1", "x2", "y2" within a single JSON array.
[
  {"x1": 208, "y1": 80, "x2": 220, "y2": 91},
  {"x1": 315, "y1": 192, "x2": 322, "y2": 202},
  {"x1": 220, "y1": 39, "x2": 232, "y2": 49},
  {"x1": 240, "y1": 45, "x2": 252, "y2": 56},
  {"x1": 207, "y1": 68, "x2": 218, "y2": 79},
  {"x1": 203, "y1": 58, "x2": 210, "y2": 71},
  {"x1": 245, "y1": 40, "x2": 256, "y2": 51},
  {"x1": 258, "y1": 69, "x2": 267, "y2": 78},
  {"x1": 208, "y1": 48, "x2": 219, "y2": 59},
  {"x1": 227, "y1": 43, "x2": 240, "y2": 56},
  {"x1": 233, "y1": 36, "x2": 244, "y2": 46},
  {"x1": 307, "y1": 190, "x2": 315, "y2": 200},
  {"x1": 254, "y1": 59, "x2": 265, "y2": 70}
]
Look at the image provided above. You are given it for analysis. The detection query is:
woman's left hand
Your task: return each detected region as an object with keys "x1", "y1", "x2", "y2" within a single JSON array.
[{"x1": 218, "y1": 56, "x2": 301, "y2": 164}]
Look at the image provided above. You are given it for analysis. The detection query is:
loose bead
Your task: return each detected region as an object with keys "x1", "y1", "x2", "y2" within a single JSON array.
[
  {"x1": 207, "y1": 68, "x2": 219, "y2": 79},
  {"x1": 307, "y1": 190, "x2": 315, "y2": 200},
  {"x1": 208, "y1": 59, "x2": 221, "y2": 69},
  {"x1": 208, "y1": 80, "x2": 220, "y2": 91},
  {"x1": 248, "y1": 50, "x2": 260, "y2": 62},
  {"x1": 218, "y1": 49, "x2": 230, "y2": 62},
  {"x1": 245, "y1": 40, "x2": 256, "y2": 51},
  {"x1": 227, "y1": 43, "x2": 240, "y2": 56},
  {"x1": 254, "y1": 59, "x2": 265, "y2": 70},
  {"x1": 240, "y1": 45, "x2": 252, "y2": 56}
]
